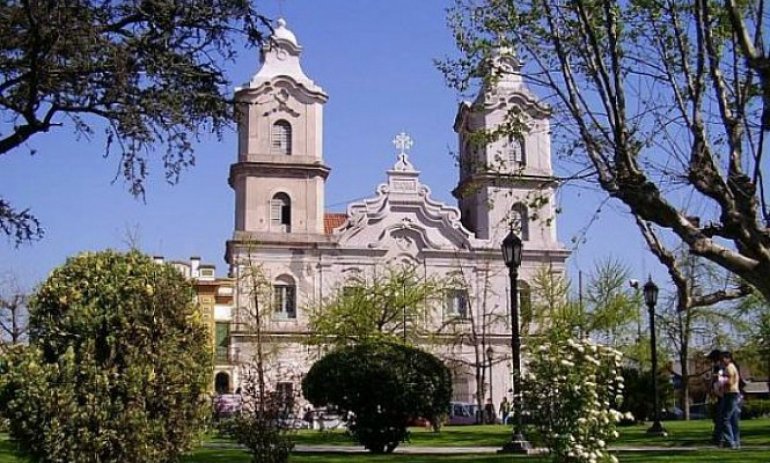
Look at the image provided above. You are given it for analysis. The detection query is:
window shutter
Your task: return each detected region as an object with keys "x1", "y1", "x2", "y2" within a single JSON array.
[
  {"x1": 286, "y1": 286, "x2": 296, "y2": 318},
  {"x1": 273, "y1": 286, "x2": 283, "y2": 313},
  {"x1": 271, "y1": 200, "x2": 282, "y2": 226},
  {"x1": 272, "y1": 120, "x2": 292, "y2": 155}
]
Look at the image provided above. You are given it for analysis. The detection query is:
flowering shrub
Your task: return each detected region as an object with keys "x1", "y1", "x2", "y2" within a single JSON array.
[{"x1": 523, "y1": 337, "x2": 630, "y2": 463}]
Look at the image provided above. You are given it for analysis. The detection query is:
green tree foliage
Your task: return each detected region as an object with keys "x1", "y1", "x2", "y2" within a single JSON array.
[
  {"x1": 217, "y1": 257, "x2": 295, "y2": 463},
  {"x1": 619, "y1": 367, "x2": 675, "y2": 424},
  {"x1": 734, "y1": 292, "x2": 770, "y2": 382},
  {"x1": 527, "y1": 260, "x2": 640, "y2": 347},
  {"x1": 302, "y1": 342, "x2": 451, "y2": 454},
  {"x1": 444, "y1": 0, "x2": 770, "y2": 303},
  {"x1": 308, "y1": 265, "x2": 446, "y2": 345},
  {"x1": 0, "y1": 1, "x2": 270, "y2": 244},
  {"x1": 0, "y1": 250, "x2": 211, "y2": 463}
]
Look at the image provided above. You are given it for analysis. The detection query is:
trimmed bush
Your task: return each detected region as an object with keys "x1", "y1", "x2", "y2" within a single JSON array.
[{"x1": 302, "y1": 342, "x2": 451, "y2": 453}]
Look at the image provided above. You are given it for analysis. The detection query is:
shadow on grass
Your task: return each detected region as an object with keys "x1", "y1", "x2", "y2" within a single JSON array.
[
  {"x1": 615, "y1": 418, "x2": 770, "y2": 447},
  {"x1": 616, "y1": 449, "x2": 770, "y2": 463},
  {"x1": 292, "y1": 453, "x2": 542, "y2": 463}
]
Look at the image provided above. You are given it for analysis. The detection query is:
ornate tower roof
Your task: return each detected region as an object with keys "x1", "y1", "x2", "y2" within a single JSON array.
[{"x1": 240, "y1": 18, "x2": 326, "y2": 99}]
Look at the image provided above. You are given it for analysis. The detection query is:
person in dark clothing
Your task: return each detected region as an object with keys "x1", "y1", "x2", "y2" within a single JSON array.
[
  {"x1": 706, "y1": 349, "x2": 724, "y2": 445},
  {"x1": 484, "y1": 397, "x2": 495, "y2": 424}
]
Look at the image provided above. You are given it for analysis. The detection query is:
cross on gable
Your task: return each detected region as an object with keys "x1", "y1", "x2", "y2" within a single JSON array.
[{"x1": 392, "y1": 131, "x2": 413, "y2": 156}]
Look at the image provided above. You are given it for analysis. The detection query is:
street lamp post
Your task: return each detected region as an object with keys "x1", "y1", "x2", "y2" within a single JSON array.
[
  {"x1": 499, "y1": 230, "x2": 531, "y2": 453},
  {"x1": 486, "y1": 345, "x2": 494, "y2": 414},
  {"x1": 644, "y1": 277, "x2": 667, "y2": 437}
]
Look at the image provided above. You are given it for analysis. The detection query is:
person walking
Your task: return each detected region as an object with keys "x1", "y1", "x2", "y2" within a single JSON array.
[
  {"x1": 499, "y1": 396, "x2": 511, "y2": 425},
  {"x1": 707, "y1": 349, "x2": 725, "y2": 444},
  {"x1": 719, "y1": 351, "x2": 742, "y2": 449},
  {"x1": 484, "y1": 397, "x2": 495, "y2": 424}
]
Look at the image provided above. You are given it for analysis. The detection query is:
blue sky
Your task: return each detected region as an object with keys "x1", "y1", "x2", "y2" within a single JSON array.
[{"x1": 0, "y1": 0, "x2": 655, "y2": 290}]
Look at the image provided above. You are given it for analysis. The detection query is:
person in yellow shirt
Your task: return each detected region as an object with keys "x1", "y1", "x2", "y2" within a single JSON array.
[{"x1": 719, "y1": 351, "x2": 741, "y2": 449}]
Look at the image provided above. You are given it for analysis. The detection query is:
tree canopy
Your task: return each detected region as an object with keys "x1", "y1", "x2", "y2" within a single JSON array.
[
  {"x1": 0, "y1": 250, "x2": 211, "y2": 463},
  {"x1": 0, "y1": 1, "x2": 269, "y2": 244},
  {"x1": 308, "y1": 265, "x2": 447, "y2": 346},
  {"x1": 445, "y1": 0, "x2": 770, "y2": 302},
  {"x1": 302, "y1": 342, "x2": 451, "y2": 454}
]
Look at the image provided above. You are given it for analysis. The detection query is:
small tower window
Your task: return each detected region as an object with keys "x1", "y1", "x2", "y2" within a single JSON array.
[
  {"x1": 271, "y1": 193, "x2": 291, "y2": 232},
  {"x1": 506, "y1": 135, "x2": 526, "y2": 167},
  {"x1": 511, "y1": 203, "x2": 529, "y2": 241},
  {"x1": 272, "y1": 120, "x2": 292, "y2": 155}
]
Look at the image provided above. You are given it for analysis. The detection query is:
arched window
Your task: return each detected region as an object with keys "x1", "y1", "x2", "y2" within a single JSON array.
[
  {"x1": 511, "y1": 203, "x2": 529, "y2": 241},
  {"x1": 273, "y1": 275, "x2": 296, "y2": 319},
  {"x1": 272, "y1": 120, "x2": 292, "y2": 155},
  {"x1": 214, "y1": 372, "x2": 231, "y2": 394},
  {"x1": 271, "y1": 193, "x2": 291, "y2": 233},
  {"x1": 506, "y1": 135, "x2": 526, "y2": 167}
]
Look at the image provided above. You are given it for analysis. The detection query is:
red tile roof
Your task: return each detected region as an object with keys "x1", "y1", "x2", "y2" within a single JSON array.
[{"x1": 324, "y1": 213, "x2": 347, "y2": 234}]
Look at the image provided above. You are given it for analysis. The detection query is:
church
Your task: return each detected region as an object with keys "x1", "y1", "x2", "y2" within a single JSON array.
[{"x1": 220, "y1": 19, "x2": 569, "y2": 408}]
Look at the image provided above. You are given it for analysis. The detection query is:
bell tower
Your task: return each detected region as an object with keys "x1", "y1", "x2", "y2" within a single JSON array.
[
  {"x1": 453, "y1": 46, "x2": 560, "y2": 248},
  {"x1": 229, "y1": 18, "x2": 329, "y2": 237}
]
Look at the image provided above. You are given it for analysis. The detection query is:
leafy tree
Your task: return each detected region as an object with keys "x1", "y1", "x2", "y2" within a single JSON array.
[
  {"x1": 735, "y1": 292, "x2": 770, "y2": 387},
  {"x1": 527, "y1": 261, "x2": 640, "y2": 348},
  {"x1": 0, "y1": 250, "x2": 211, "y2": 463},
  {"x1": 437, "y1": 260, "x2": 507, "y2": 424},
  {"x1": 656, "y1": 252, "x2": 748, "y2": 419},
  {"x1": 302, "y1": 342, "x2": 451, "y2": 454},
  {"x1": 220, "y1": 254, "x2": 295, "y2": 463},
  {"x1": 0, "y1": 1, "x2": 270, "y2": 244},
  {"x1": 308, "y1": 265, "x2": 446, "y2": 346},
  {"x1": 619, "y1": 367, "x2": 675, "y2": 425},
  {"x1": 444, "y1": 0, "x2": 770, "y2": 302}
]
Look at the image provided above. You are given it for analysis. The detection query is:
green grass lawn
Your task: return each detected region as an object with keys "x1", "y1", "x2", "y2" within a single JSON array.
[
  {"x1": 1, "y1": 419, "x2": 768, "y2": 462},
  {"x1": 292, "y1": 418, "x2": 770, "y2": 448}
]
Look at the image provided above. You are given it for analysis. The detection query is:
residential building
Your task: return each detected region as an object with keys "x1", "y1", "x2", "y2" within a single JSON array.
[{"x1": 160, "y1": 256, "x2": 237, "y2": 394}]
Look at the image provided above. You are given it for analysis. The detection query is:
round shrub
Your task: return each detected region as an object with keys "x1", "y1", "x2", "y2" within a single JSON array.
[
  {"x1": 0, "y1": 250, "x2": 211, "y2": 463},
  {"x1": 302, "y1": 342, "x2": 451, "y2": 453}
]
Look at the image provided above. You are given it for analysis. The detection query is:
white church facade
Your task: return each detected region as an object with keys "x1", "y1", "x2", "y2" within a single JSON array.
[{"x1": 221, "y1": 19, "x2": 569, "y2": 407}]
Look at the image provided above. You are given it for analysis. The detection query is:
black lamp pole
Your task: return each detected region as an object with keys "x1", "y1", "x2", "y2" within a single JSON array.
[
  {"x1": 644, "y1": 277, "x2": 667, "y2": 436},
  {"x1": 486, "y1": 345, "x2": 494, "y2": 414},
  {"x1": 499, "y1": 230, "x2": 531, "y2": 453}
]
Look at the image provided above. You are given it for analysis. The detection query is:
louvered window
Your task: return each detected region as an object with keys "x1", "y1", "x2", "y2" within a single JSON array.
[
  {"x1": 511, "y1": 203, "x2": 529, "y2": 241},
  {"x1": 271, "y1": 193, "x2": 291, "y2": 232},
  {"x1": 272, "y1": 120, "x2": 292, "y2": 155},
  {"x1": 506, "y1": 135, "x2": 526, "y2": 167}
]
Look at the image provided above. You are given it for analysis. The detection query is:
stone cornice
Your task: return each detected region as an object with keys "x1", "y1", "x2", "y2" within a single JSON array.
[
  {"x1": 228, "y1": 161, "x2": 330, "y2": 187},
  {"x1": 225, "y1": 232, "x2": 338, "y2": 264},
  {"x1": 452, "y1": 172, "x2": 558, "y2": 199}
]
